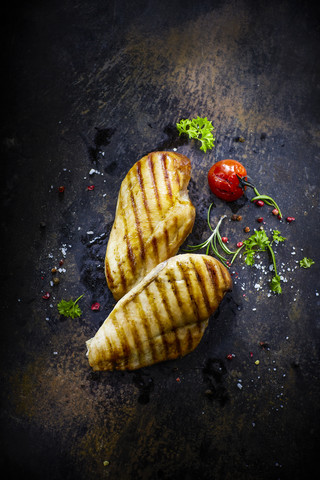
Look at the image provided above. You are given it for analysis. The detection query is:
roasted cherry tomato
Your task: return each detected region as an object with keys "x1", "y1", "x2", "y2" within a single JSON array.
[{"x1": 208, "y1": 159, "x2": 247, "y2": 202}]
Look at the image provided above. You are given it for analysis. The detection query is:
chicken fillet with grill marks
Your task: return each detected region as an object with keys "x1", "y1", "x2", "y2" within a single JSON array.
[
  {"x1": 105, "y1": 151, "x2": 195, "y2": 300},
  {"x1": 87, "y1": 254, "x2": 232, "y2": 371}
]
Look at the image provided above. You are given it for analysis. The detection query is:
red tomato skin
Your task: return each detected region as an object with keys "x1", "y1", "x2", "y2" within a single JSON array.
[{"x1": 208, "y1": 159, "x2": 247, "y2": 202}]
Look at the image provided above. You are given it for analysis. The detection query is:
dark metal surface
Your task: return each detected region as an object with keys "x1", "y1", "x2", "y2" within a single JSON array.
[{"x1": 1, "y1": 1, "x2": 320, "y2": 479}]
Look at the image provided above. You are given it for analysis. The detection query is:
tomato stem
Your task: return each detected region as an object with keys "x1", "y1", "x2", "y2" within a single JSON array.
[{"x1": 236, "y1": 175, "x2": 282, "y2": 218}]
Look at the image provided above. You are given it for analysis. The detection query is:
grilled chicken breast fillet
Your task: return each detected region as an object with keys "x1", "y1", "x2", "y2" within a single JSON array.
[
  {"x1": 105, "y1": 151, "x2": 195, "y2": 300},
  {"x1": 87, "y1": 254, "x2": 232, "y2": 371}
]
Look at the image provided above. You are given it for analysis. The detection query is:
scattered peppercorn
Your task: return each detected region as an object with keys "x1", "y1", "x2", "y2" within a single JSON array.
[
  {"x1": 59, "y1": 259, "x2": 64, "y2": 266},
  {"x1": 58, "y1": 186, "x2": 65, "y2": 193},
  {"x1": 259, "y1": 341, "x2": 270, "y2": 350},
  {"x1": 237, "y1": 241, "x2": 243, "y2": 248},
  {"x1": 51, "y1": 267, "x2": 57, "y2": 273},
  {"x1": 256, "y1": 200, "x2": 265, "y2": 207},
  {"x1": 221, "y1": 236, "x2": 228, "y2": 243},
  {"x1": 91, "y1": 302, "x2": 100, "y2": 311},
  {"x1": 42, "y1": 292, "x2": 50, "y2": 299},
  {"x1": 87, "y1": 185, "x2": 95, "y2": 191},
  {"x1": 53, "y1": 277, "x2": 60, "y2": 285},
  {"x1": 226, "y1": 353, "x2": 233, "y2": 360},
  {"x1": 272, "y1": 208, "x2": 279, "y2": 216},
  {"x1": 286, "y1": 216, "x2": 295, "y2": 223},
  {"x1": 257, "y1": 217, "x2": 264, "y2": 223},
  {"x1": 231, "y1": 214, "x2": 242, "y2": 221},
  {"x1": 244, "y1": 226, "x2": 250, "y2": 233}
]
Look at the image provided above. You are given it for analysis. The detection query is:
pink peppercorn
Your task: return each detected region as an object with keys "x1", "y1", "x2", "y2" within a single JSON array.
[
  {"x1": 256, "y1": 200, "x2": 264, "y2": 207},
  {"x1": 91, "y1": 302, "x2": 100, "y2": 311},
  {"x1": 87, "y1": 185, "x2": 95, "y2": 191},
  {"x1": 237, "y1": 241, "x2": 243, "y2": 248},
  {"x1": 221, "y1": 236, "x2": 228, "y2": 243},
  {"x1": 42, "y1": 292, "x2": 50, "y2": 299},
  {"x1": 272, "y1": 208, "x2": 279, "y2": 216},
  {"x1": 226, "y1": 354, "x2": 233, "y2": 360},
  {"x1": 286, "y1": 216, "x2": 295, "y2": 223},
  {"x1": 257, "y1": 217, "x2": 264, "y2": 223}
]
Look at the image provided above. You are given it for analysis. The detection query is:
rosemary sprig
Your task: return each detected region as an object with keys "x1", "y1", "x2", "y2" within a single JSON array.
[{"x1": 184, "y1": 204, "x2": 235, "y2": 267}]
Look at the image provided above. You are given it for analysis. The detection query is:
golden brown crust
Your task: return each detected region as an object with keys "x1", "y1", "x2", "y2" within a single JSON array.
[
  {"x1": 105, "y1": 151, "x2": 195, "y2": 300},
  {"x1": 87, "y1": 254, "x2": 232, "y2": 371}
]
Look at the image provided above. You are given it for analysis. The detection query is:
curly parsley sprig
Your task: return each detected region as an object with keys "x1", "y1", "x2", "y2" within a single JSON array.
[
  {"x1": 176, "y1": 116, "x2": 215, "y2": 153},
  {"x1": 231, "y1": 229, "x2": 286, "y2": 294},
  {"x1": 57, "y1": 294, "x2": 84, "y2": 319}
]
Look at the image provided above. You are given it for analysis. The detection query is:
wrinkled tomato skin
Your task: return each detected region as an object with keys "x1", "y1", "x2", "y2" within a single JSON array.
[{"x1": 208, "y1": 159, "x2": 247, "y2": 202}]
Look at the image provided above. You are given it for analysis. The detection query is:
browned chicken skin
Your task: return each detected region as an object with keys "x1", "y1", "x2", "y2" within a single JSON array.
[
  {"x1": 87, "y1": 254, "x2": 232, "y2": 371},
  {"x1": 105, "y1": 151, "x2": 196, "y2": 300}
]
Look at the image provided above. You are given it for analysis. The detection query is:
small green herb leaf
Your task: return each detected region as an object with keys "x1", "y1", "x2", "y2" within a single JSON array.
[
  {"x1": 176, "y1": 116, "x2": 215, "y2": 152},
  {"x1": 272, "y1": 230, "x2": 286, "y2": 243},
  {"x1": 243, "y1": 230, "x2": 270, "y2": 253},
  {"x1": 270, "y1": 274, "x2": 282, "y2": 294},
  {"x1": 299, "y1": 257, "x2": 315, "y2": 268},
  {"x1": 57, "y1": 294, "x2": 84, "y2": 319}
]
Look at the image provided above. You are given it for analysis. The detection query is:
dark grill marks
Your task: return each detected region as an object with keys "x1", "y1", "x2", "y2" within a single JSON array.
[
  {"x1": 147, "y1": 154, "x2": 161, "y2": 211},
  {"x1": 155, "y1": 277, "x2": 182, "y2": 357},
  {"x1": 125, "y1": 168, "x2": 145, "y2": 261},
  {"x1": 190, "y1": 258, "x2": 211, "y2": 315},
  {"x1": 130, "y1": 190, "x2": 145, "y2": 260},
  {"x1": 134, "y1": 296, "x2": 157, "y2": 364},
  {"x1": 144, "y1": 285, "x2": 170, "y2": 358},
  {"x1": 105, "y1": 261, "x2": 114, "y2": 289},
  {"x1": 110, "y1": 314, "x2": 131, "y2": 369},
  {"x1": 176, "y1": 261, "x2": 200, "y2": 322},
  {"x1": 102, "y1": 333, "x2": 115, "y2": 368},
  {"x1": 219, "y1": 263, "x2": 232, "y2": 291},
  {"x1": 160, "y1": 153, "x2": 173, "y2": 198},
  {"x1": 121, "y1": 303, "x2": 144, "y2": 368},
  {"x1": 125, "y1": 235, "x2": 136, "y2": 273},
  {"x1": 136, "y1": 160, "x2": 159, "y2": 263},
  {"x1": 114, "y1": 194, "x2": 128, "y2": 293},
  {"x1": 203, "y1": 258, "x2": 217, "y2": 290}
]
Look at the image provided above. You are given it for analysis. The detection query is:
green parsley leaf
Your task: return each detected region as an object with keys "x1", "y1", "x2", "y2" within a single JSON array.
[
  {"x1": 243, "y1": 230, "x2": 270, "y2": 257},
  {"x1": 270, "y1": 275, "x2": 282, "y2": 294},
  {"x1": 299, "y1": 257, "x2": 315, "y2": 268},
  {"x1": 57, "y1": 294, "x2": 84, "y2": 319},
  {"x1": 176, "y1": 116, "x2": 215, "y2": 152},
  {"x1": 272, "y1": 230, "x2": 286, "y2": 243},
  {"x1": 241, "y1": 229, "x2": 285, "y2": 294}
]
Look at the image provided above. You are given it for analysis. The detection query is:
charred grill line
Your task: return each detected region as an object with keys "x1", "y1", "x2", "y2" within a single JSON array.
[
  {"x1": 155, "y1": 277, "x2": 183, "y2": 357},
  {"x1": 115, "y1": 194, "x2": 128, "y2": 292},
  {"x1": 176, "y1": 261, "x2": 201, "y2": 322},
  {"x1": 149, "y1": 153, "x2": 171, "y2": 255},
  {"x1": 160, "y1": 153, "x2": 173, "y2": 198},
  {"x1": 147, "y1": 154, "x2": 161, "y2": 211},
  {"x1": 110, "y1": 313, "x2": 131, "y2": 368},
  {"x1": 203, "y1": 258, "x2": 217, "y2": 290},
  {"x1": 121, "y1": 303, "x2": 144, "y2": 368},
  {"x1": 144, "y1": 284, "x2": 170, "y2": 358},
  {"x1": 190, "y1": 257, "x2": 211, "y2": 315},
  {"x1": 136, "y1": 160, "x2": 159, "y2": 264},
  {"x1": 125, "y1": 234, "x2": 136, "y2": 273},
  {"x1": 129, "y1": 190, "x2": 145, "y2": 260},
  {"x1": 134, "y1": 296, "x2": 158, "y2": 364}
]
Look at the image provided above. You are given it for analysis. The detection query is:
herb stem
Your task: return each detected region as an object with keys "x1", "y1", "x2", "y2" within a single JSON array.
[
  {"x1": 267, "y1": 245, "x2": 278, "y2": 277},
  {"x1": 230, "y1": 244, "x2": 244, "y2": 265}
]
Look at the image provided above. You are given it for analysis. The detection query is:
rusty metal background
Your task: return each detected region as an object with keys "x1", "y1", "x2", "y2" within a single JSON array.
[{"x1": 1, "y1": 1, "x2": 320, "y2": 479}]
